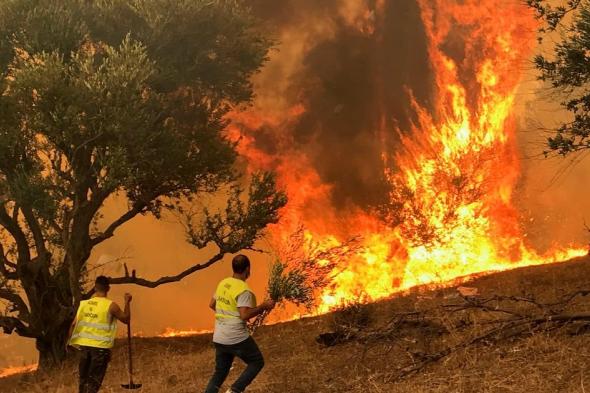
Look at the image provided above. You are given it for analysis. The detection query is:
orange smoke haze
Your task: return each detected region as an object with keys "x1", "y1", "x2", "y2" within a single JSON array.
[{"x1": 2, "y1": 0, "x2": 590, "y2": 371}]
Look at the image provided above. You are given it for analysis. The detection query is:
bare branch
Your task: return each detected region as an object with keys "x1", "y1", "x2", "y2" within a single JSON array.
[
  {"x1": 0, "y1": 316, "x2": 34, "y2": 338},
  {"x1": 90, "y1": 202, "x2": 148, "y2": 247},
  {"x1": 388, "y1": 312, "x2": 590, "y2": 382},
  {"x1": 108, "y1": 252, "x2": 225, "y2": 288},
  {"x1": 20, "y1": 205, "x2": 48, "y2": 258},
  {"x1": 0, "y1": 203, "x2": 31, "y2": 263},
  {"x1": 318, "y1": 289, "x2": 590, "y2": 382},
  {"x1": 11, "y1": 203, "x2": 19, "y2": 222}
]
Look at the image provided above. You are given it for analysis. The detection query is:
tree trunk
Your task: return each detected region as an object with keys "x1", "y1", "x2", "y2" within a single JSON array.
[
  {"x1": 36, "y1": 322, "x2": 72, "y2": 370},
  {"x1": 30, "y1": 271, "x2": 76, "y2": 371}
]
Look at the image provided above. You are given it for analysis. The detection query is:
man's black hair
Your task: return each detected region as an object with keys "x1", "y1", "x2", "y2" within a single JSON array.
[
  {"x1": 95, "y1": 275, "x2": 110, "y2": 292},
  {"x1": 232, "y1": 254, "x2": 250, "y2": 274}
]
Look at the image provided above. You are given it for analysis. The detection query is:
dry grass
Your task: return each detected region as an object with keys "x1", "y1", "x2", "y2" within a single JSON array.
[{"x1": 3, "y1": 255, "x2": 590, "y2": 392}]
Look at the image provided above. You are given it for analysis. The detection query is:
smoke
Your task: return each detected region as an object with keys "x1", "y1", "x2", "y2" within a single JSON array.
[
  {"x1": 245, "y1": 0, "x2": 433, "y2": 209},
  {"x1": 515, "y1": 77, "x2": 590, "y2": 251}
]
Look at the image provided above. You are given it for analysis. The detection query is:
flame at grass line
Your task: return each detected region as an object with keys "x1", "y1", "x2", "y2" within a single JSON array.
[
  {"x1": 157, "y1": 328, "x2": 212, "y2": 338},
  {"x1": 227, "y1": 0, "x2": 587, "y2": 316},
  {"x1": 0, "y1": 364, "x2": 37, "y2": 379}
]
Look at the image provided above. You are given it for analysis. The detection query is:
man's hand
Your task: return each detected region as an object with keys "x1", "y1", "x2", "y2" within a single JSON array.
[
  {"x1": 261, "y1": 299, "x2": 276, "y2": 311},
  {"x1": 239, "y1": 299, "x2": 276, "y2": 321},
  {"x1": 110, "y1": 294, "x2": 132, "y2": 324}
]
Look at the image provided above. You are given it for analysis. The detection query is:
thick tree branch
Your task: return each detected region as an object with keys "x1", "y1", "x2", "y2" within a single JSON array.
[
  {"x1": 20, "y1": 205, "x2": 48, "y2": 258},
  {"x1": 11, "y1": 203, "x2": 19, "y2": 222},
  {"x1": 108, "y1": 252, "x2": 225, "y2": 288},
  {"x1": 65, "y1": 184, "x2": 117, "y2": 303},
  {"x1": 0, "y1": 204, "x2": 31, "y2": 263},
  {"x1": 90, "y1": 202, "x2": 148, "y2": 247},
  {"x1": 0, "y1": 316, "x2": 34, "y2": 338}
]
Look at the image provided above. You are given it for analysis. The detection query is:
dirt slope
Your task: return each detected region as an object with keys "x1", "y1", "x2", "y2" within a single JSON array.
[{"x1": 2, "y1": 255, "x2": 590, "y2": 393}]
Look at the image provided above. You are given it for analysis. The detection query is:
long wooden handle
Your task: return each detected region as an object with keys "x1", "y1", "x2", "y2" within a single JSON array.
[{"x1": 127, "y1": 318, "x2": 134, "y2": 383}]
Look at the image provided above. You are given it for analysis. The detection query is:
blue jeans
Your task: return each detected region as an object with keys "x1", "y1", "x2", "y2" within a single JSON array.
[{"x1": 204, "y1": 336, "x2": 265, "y2": 393}]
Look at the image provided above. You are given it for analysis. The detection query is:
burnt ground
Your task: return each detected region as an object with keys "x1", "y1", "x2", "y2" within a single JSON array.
[{"x1": 2, "y1": 255, "x2": 590, "y2": 393}]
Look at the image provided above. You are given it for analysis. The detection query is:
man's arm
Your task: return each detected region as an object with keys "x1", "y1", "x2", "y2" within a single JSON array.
[
  {"x1": 109, "y1": 293, "x2": 132, "y2": 324},
  {"x1": 209, "y1": 297, "x2": 216, "y2": 312},
  {"x1": 238, "y1": 299, "x2": 275, "y2": 321}
]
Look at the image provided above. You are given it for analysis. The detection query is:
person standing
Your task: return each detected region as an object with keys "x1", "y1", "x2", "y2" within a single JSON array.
[
  {"x1": 205, "y1": 254, "x2": 275, "y2": 393},
  {"x1": 67, "y1": 276, "x2": 132, "y2": 393}
]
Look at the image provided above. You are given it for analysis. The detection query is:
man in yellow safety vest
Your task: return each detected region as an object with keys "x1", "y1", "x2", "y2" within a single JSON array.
[
  {"x1": 204, "y1": 254, "x2": 275, "y2": 393},
  {"x1": 67, "y1": 276, "x2": 132, "y2": 393}
]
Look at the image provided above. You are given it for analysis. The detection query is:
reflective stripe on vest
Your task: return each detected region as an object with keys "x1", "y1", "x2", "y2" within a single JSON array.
[
  {"x1": 214, "y1": 277, "x2": 251, "y2": 321},
  {"x1": 70, "y1": 332, "x2": 114, "y2": 343},
  {"x1": 216, "y1": 309, "x2": 240, "y2": 317},
  {"x1": 69, "y1": 297, "x2": 117, "y2": 349},
  {"x1": 77, "y1": 321, "x2": 115, "y2": 331}
]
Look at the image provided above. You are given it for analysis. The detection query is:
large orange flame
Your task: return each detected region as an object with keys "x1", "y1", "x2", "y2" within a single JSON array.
[
  {"x1": 227, "y1": 0, "x2": 587, "y2": 314},
  {"x1": 385, "y1": 0, "x2": 587, "y2": 290}
]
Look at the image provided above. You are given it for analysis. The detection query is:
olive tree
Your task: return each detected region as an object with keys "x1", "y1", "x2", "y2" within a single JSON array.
[{"x1": 0, "y1": 0, "x2": 285, "y2": 368}]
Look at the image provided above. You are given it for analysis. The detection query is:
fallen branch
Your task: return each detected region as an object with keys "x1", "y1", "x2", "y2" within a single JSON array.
[
  {"x1": 315, "y1": 288, "x2": 590, "y2": 382},
  {"x1": 388, "y1": 312, "x2": 590, "y2": 382}
]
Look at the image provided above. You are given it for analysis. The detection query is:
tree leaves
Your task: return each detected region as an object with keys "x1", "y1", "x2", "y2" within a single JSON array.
[
  {"x1": 0, "y1": 0, "x2": 280, "y2": 359},
  {"x1": 186, "y1": 172, "x2": 287, "y2": 253},
  {"x1": 530, "y1": 0, "x2": 590, "y2": 155}
]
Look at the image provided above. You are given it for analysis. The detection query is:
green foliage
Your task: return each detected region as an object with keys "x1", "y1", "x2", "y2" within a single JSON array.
[
  {"x1": 0, "y1": 0, "x2": 282, "y2": 364},
  {"x1": 186, "y1": 172, "x2": 287, "y2": 253},
  {"x1": 528, "y1": 0, "x2": 590, "y2": 155},
  {"x1": 249, "y1": 228, "x2": 361, "y2": 333},
  {"x1": 267, "y1": 259, "x2": 314, "y2": 307},
  {"x1": 527, "y1": 0, "x2": 583, "y2": 33}
]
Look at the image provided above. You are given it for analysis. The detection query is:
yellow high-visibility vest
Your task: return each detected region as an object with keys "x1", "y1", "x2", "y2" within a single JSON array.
[
  {"x1": 214, "y1": 277, "x2": 253, "y2": 321},
  {"x1": 69, "y1": 297, "x2": 117, "y2": 349}
]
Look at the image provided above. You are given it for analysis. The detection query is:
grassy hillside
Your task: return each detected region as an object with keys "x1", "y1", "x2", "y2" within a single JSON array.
[{"x1": 2, "y1": 255, "x2": 590, "y2": 393}]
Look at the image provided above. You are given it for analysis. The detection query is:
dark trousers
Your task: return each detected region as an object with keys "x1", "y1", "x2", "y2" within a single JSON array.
[
  {"x1": 204, "y1": 336, "x2": 265, "y2": 393},
  {"x1": 78, "y1": 346, "x2": 111, "y2": 393}
]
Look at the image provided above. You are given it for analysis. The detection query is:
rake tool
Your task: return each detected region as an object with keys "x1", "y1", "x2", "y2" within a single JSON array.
[{"x1": 121, "y1": 317, "x2": 142, "y2": 390}]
